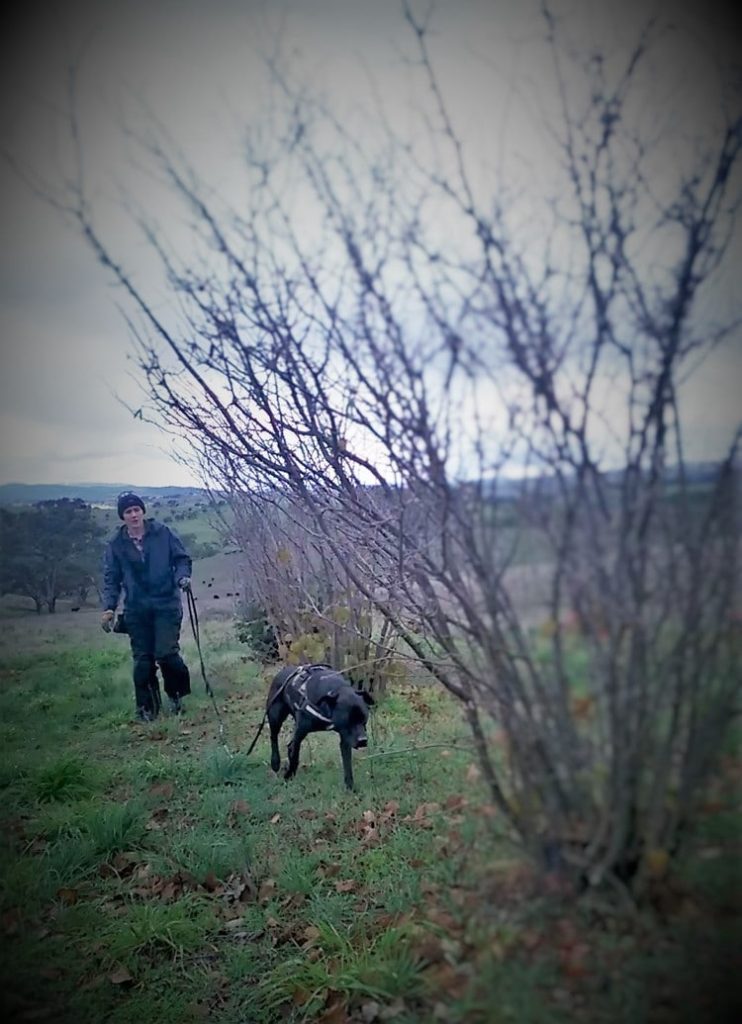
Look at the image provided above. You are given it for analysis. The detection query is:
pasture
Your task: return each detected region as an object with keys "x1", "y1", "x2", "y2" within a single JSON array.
[{"x1": 0, "y1": 611, "x2": 739, "y2": 1022}]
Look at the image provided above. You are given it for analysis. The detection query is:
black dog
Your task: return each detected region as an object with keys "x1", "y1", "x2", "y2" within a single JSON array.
[{"x1": 266, "y1": 664, "x2": 374, "y2": 790}]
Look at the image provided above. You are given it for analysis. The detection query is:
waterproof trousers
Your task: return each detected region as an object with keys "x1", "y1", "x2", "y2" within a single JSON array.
[{"x1": 126, "y1": 603, "x2": 191, "y2": 715}]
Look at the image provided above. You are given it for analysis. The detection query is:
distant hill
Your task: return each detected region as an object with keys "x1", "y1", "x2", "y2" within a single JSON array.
[
  {"x1": 0, "y1": 482, "x2": 211, "y2": 506},
  {"x1": 0, "y1": 462, "x2": 722, "y2": 508}
]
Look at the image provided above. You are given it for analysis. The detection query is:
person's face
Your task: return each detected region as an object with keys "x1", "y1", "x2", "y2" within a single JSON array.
[{"x1": 123, "y1": 505, "x2": 144, "y2": 529}]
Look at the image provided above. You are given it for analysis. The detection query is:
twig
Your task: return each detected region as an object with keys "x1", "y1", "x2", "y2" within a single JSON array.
[{"x1": 363, "y1": 740, "x2": 475, "y2": 760}]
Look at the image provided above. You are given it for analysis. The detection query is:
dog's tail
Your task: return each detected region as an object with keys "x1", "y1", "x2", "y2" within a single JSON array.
[{"x1": 245, "y1": 712, "x2": 268, "y2": 756}]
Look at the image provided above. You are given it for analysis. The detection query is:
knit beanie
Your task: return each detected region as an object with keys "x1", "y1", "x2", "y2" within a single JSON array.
[{"x1": 117, "y1": 491, "x2": 146, "y2": 519}]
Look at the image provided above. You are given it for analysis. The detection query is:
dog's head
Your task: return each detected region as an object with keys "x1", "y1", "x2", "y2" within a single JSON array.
[{"x1": 324, "y1": 683, "x2": 374, "y2": 749}]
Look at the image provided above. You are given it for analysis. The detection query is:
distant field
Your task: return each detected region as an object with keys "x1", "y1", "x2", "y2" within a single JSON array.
[
  {"x1": 0, "y1": 552, "x2": 245, "y2": 658},
  {"x1": 92, "y1": 497, "x2": 231, "y2": 556}
]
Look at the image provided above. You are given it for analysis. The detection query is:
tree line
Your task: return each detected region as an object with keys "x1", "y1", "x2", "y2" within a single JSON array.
[{"x1": 0, "y1": 499, "x2": 104, "y2": 613}]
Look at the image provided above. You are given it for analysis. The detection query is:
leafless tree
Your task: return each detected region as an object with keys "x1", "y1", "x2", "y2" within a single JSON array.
[{"x1": 60, "y1": 5, "x2": 740, "y2": 892}]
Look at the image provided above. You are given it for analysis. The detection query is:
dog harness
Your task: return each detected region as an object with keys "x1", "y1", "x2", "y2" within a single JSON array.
[{"x1": 283, "y1": 664, "x2": 335, "y2": 727}]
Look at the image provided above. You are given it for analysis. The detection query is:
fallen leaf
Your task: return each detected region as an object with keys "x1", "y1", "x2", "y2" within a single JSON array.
[
  {"x1": 108, "y1": 965, "x2": 133, "y2": 986},
  {"x1": 413, "y1": 934, "x2": 446, "y2": 964},
  {"x1": 2, "y1": 908, "x2": 21, "y2": 937},
  {"x1": 186, "y1": 1001, "x2": 210, "y2": 1019},
  {"x1": 318, "y1": 997, "x2": 349, "y2": 1024},
  {"x1": 560, "y1": 950, "x2": 588, "y2": 979},
  {"x1": 414, "y1": 802, "x2": 440, "y2": 819},
  {"x1": 465, "y1": 763, "x2": 481, "y2": 782},
  {"x1": 270, "y1": 813, "x2": 281, "y2": 824},
  {"x1": 56, "y1": 888, "x2": 78, "y2": 906},
  {"x1": 148, "y1": 781, "x2": 174, "y2": 799},
  {"x1": 424, "y1": 962, "x2": 470, "y2": 999},
  {"x1": 202, "y1": 871, "x2": 221, "y2": 892},
  {"x1": 335, "y1": 879, "x2": 357, "y2": 893},
  {"x1": 112, "y1": 851, "x2": 140, "y2": 875},
  {"x1": 259, "y1": 879, "x2": 276, "y2": 902},
  {"x1": 646, "y1": 848, "x2": 670, "y2": 880},
  {"x1": 444, "y1": 794, "x2": 468, "y2": 812}
]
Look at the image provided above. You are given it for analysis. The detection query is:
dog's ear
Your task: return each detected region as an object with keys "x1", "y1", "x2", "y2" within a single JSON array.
[
  {"x1": 356, "y1": 689, "x2": 375, "y2": 706},
  {"x1": 324, "y1": 689, "x2": 339, "y2": 706}
]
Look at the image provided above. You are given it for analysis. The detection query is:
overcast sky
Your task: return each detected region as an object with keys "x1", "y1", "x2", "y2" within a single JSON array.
[{"x1": 1, "y1": 0, "x2": 739, "y2": 487}]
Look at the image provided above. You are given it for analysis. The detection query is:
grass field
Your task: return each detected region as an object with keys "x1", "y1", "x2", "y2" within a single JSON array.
[{"x1": 0, "y1": 621, "x2": 740, "y2": 1023}]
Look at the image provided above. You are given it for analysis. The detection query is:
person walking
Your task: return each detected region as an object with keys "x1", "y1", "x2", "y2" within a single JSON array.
[{"x1": 101, "y1": 491, "x2": 192, "y2": 721}]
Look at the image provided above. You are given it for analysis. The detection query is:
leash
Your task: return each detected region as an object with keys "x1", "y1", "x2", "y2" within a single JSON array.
[{"x1": 184, "y1": 586, "x2": 230, "y2": 755}]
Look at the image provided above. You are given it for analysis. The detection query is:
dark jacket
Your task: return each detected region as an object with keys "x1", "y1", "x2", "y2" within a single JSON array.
[{"x1": 102, "y1": 519, "x2": 191, "y2": 612}]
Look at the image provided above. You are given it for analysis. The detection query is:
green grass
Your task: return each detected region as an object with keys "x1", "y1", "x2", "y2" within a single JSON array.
[{"x1": 0, "y1": 626, "x2": 739, "y2": 1023}]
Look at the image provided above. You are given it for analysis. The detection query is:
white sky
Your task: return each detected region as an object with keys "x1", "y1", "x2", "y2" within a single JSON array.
[{"x1": 0, "y1": 0, "x2": 739, "y2": 487}]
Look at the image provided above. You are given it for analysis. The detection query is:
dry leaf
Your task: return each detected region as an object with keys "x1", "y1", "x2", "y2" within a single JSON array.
[
  {"x1": 202, "y1": 871, "x2": 221, "y2": 892},
  {"x1": 646, "y1": 848, "x2": 670, "y2": 879},
  {"x1": 334, "y1": 879, "x2": 357, "y2": 893},
  {"x1": 259, "y1": 879, "x2": 276, "y2": 902},
  {"x1": 318, "y1": 998, "x2": 349, "y2": 1024},
  {"x1": 148, "y1": 781, "x2": 174, "y2": 799},
  {"x1": 108, "y1": 965, "x2": 133, "y2": 985},
  {"x1": 414, "y1": 802, "x2": 440, "y2": 819},
  {"x1": 444, "y1": 795, "x2": 467, "y2": 811}
]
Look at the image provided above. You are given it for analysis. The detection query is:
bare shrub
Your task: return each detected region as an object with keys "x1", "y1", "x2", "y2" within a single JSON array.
[{"x1": 62, "y1": 6, "x2": 740, "y2": 892}]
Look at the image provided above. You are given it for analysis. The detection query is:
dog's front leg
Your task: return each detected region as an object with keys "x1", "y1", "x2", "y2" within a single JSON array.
[
  {"x1": 284, "y1": 718, "x2": 311, "y2": 780},
  {"x1": 267, "y1": 701, "x2": 290, "y2": 774},
  {"x1": 339, "y1": 738, "x2": 355, "y2": 791}
]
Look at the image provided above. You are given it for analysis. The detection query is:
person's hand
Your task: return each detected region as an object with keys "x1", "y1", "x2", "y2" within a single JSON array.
[
  {"x1": 101, "y1": 610, "x2": 115, "y2": 633},
  {"x1": 178, "y1": 577, "x2": 192, "y2": 591}
]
